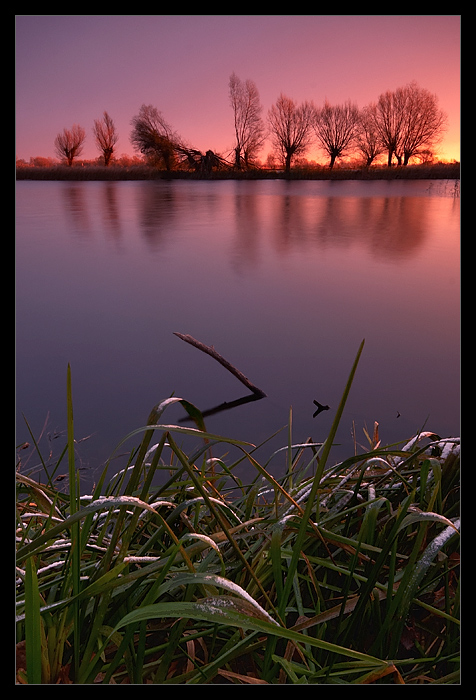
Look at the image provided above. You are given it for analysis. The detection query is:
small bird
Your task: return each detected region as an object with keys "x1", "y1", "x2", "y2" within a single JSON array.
[{"x1": 313, "y1": 400, "x2": 330, "y2": 418}]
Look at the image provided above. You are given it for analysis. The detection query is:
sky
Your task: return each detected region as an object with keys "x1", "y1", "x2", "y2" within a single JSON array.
[{"x1": 15, "y1": 15, "x2": 461, "y2": 164}]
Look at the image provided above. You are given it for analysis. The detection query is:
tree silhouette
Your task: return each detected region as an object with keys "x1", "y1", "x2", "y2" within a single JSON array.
[
  {"x1": 372, "y1": 89, "x2": 404, "y2": 167},
  {"x1": 267, "y1": 94, "x2": 314, "y2": 174},
  {"x1": 93, "y1": 111, "x2": 118, "y2": 166},
  {"x1": 229, "y1": 73, "x2": 266, "y2": 169},
  {"x1": 54, "y1": 124, "x2": 86, "y2": 166},
  {"x1": 313, "y1": 100, "x2": 360, "y2": 169},
  {"x1": 372, "y1": 82, "x2": 447, "y2": 166},
  {"x1": 130, "y1": 105, "x2": 179, "y2": 170},
  {"x1": 355, "y1": 105, "x2": 385, "y2": 167},
  {"x1": 398, "y1": 82, "x2": 447, "y2": 166}
]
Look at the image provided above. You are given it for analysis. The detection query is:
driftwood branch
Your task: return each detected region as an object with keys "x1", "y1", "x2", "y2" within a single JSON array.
[{"x1": 173, "y1": 332, "x2": 267, "y2": 398}]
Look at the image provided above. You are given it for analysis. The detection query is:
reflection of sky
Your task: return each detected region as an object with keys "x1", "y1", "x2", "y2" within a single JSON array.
[
  {"x1": 15, "y1": 15, "x2": 460, "y2": 163},
  {"x1": 16, "y1": 180, "x2": 460, "y2": 485}
]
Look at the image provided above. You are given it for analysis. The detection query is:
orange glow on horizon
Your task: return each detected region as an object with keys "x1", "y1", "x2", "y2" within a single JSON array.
[{"x1": 15, "y1": 16, "x2": 460, "y2": 166}]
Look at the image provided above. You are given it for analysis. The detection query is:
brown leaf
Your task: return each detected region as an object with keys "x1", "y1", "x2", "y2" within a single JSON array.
[{"x1": 361, "y1": 663, "x2": 405, "y2": 684}]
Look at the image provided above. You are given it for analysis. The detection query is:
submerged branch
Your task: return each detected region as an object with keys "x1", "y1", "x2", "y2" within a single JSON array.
[
  {"x1": 173, "y1": 332, "x2": 267, "y2": 398},
  {"x1": 178, "y1": 392, "x2": 263, "y2": 423}
]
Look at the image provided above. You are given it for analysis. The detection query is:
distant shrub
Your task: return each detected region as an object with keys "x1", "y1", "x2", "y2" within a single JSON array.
[{"x1": 16, "y1": 160, "x2": 459, "y2": 181}]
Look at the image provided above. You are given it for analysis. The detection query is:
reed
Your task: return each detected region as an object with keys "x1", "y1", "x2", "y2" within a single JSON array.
[
  {"x1": 16, "y1": 344, "x2": 460, "y2": 684},
  {"x1": 16, "y1": 161, "x2": 460, "y2": 181}
]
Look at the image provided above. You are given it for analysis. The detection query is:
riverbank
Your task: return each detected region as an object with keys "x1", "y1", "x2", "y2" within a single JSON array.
[
  {"x1": 16, "y1": 162, "x2": 460, "y2": 182},
  {"x1": 16, "y1": 350, "x2": 460, "y2": 684}
]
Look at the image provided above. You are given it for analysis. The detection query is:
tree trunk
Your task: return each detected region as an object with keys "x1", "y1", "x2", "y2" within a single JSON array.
[
  {"x1": 234, "y1": 146, "x2": 241, "y2": 169},
  {"x1": 285, "y1": 151, "x2": 292, "y2": 174},
  {"x1": 104, "y1": 148, "x2": 113, "y2": 166}
]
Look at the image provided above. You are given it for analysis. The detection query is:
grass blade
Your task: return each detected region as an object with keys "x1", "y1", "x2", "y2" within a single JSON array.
[
  {"x1": 66, "y1": 365, "x2": 81, "y2": 680},
  {"x1": 113, "y1": 598, "x2": 386, "y2": 667},
  {"x1": 279, "y1": 339, "x2": 365, "y2": 616},
  {"x1": 24, "y1": 557, "x2": 43, "y2": 684}
]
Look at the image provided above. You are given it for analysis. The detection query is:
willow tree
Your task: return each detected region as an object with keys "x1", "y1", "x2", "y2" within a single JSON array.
[
  {"x1": 267, "y1": 94, "x2": 314, "y2": 174},
  {"x1": 54, "y1": 124, "x2": 86, "y2": 166},
  {"x1": 355, "y1": 104, "x2": 385, "y2": 167},
  {"x1": 93, "y1": 111, "x2": 118, "y2": 166},
  {"x1": 373, "y1": 82, "x2": 447, "y2": 166},
  {"x1": 130, "y1": 104, "x2": 179, "y2": 170},
  {"x1": 313, "y1": 100, "x2": 360, "y2": 169},
  {"x1": 229, "y1": 73, "x2": 266, "y2": 169},
  {"x1": 398, "y1": 82, "x2": 447, "y2": 165}
]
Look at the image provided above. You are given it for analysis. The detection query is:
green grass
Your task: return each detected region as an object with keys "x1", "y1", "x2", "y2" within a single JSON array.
[{"x1": 16, "y1": 344, "x2": 460, "y2": 684}]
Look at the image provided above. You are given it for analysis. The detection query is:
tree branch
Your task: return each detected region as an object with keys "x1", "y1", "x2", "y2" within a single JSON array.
[{"x1": 173, "y1": 332, "x2": 267, "y2": 398}]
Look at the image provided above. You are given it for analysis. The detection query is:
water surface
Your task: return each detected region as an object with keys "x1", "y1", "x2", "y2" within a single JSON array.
[{"x1": 16, "y1": 179, "x2": 460, "y2": 486}]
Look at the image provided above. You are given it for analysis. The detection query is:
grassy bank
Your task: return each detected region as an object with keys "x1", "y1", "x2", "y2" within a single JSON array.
[
  {"x1": 16, "y1": 347, "x2": 460, "y2": 684},
  {"x1": 16, "y1": 162, "x2": 460, "y2": 182}
]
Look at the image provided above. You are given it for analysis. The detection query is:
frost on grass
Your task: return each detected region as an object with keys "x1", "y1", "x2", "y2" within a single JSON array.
[
  {"x1": 194, "y1": 595, "x2": 280, "y2": 627},
  {"x1": 166, "y1": 572, "x2": 280, "y2": 626}
]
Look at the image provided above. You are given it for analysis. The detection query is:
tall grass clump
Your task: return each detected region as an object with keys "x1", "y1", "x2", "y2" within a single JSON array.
[{"x1": 16, "y1": 344, "x2": 460, "y2": 684}]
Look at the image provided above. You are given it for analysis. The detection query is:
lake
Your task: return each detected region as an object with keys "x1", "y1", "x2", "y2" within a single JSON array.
[{"x1": 15, "y1": 178, "x2": 460, "y2": 489}]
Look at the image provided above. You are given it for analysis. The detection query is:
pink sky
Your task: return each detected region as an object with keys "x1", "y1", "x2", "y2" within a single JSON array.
[{"x1": 15, "y1": 15, "x2": 460, "y2": 164}]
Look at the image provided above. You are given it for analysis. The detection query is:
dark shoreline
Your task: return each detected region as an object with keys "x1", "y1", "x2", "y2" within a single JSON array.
[{"x1": 16, "y1": 162, "x2": 460, "y2": 182}]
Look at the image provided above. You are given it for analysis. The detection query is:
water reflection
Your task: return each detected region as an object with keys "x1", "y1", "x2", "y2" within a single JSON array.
[
  {"x1": 101, "y1": 182, "x2": 122, "y2": 242},
  {"x1": 231, "y1": 189, "x2": 263, "y2": 273},
  {"x1": 17, "y1": 178, "x2": 459, "y2": 485},
  {"x1": 59, "y1": 180, "x2": 447, "y2": 265},
  {"x1": 179, "y1": 392, "x2": 264, "y2": 422},
  {"x1": 135, "y1": 181, "x2": 177, "y2": 250},
  {"x1": 272, "y1": 194, "x2": 427, "y2": 260},
  {"x1": 62, "y1": 184, "x2": 92, "y2": 234}
]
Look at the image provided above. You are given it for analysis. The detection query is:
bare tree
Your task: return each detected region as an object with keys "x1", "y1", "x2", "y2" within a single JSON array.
[
  {"x1": 130, "y1": 104, "x2": 179, "y2": 170},
  {"x1": 373, "y1": 82, "x2": 447, "y2": 166},
  {"x1": 93, "y1": 111, "x2": 118, "y2": 166},
  {"x1": 373, "y1": 88, "x2": 407, "y2": 167},
  {"x1": 398, "y1": 82, "x2": 447, "y2": 166},
  {"x1": 229, "y1": 73, "x2": 266, "y2": 169},
  {"x1": 175, "y1": 146, "x2": 231, "y2": 175},
  {"x1": 313, "y1": 100, "x2": 360, "y2": 169},
  {"x1": 54, "y1": 124, "x2": 86, "y2": 166},
  {"x1": 267, "y1": 94, "x2": 314, "y2": 174},
  {"x1": 356, "y1": 104, "x2": 385, "y2": 167}
]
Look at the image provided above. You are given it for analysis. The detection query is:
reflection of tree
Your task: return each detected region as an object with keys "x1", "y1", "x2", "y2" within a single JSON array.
[
  {"x1": 363, "y1": 197, "x2": 427, "y2": 259},
  {"x1": 136, "y1": 182, "x2": 223, "y2": 251},
  {"x1": 317, "y1": 196, "x2": 428, "y2": 259},
  {"x1": 230, "y1": 186, "x2": 262, "y2": 273},
  {"x1": 62, "y1": 184, "x2": 91, "y2": 234},
  {"x1": 101, "y1": 183, "x2": 122, "y2": 242},
  {"x1": 273, "y1": 193, "x2": 308, "y2": 253},
  {"x1": 270, "y1": 191, "x2": 428, "y2": 260},
  {"x1": 135, "y1": 181, "x2": 176, "y2": 250}
]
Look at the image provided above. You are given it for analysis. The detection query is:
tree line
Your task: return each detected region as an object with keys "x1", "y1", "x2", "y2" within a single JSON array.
[{"x1": 51, "y1": 77, "x2": 448, "y2": 174}]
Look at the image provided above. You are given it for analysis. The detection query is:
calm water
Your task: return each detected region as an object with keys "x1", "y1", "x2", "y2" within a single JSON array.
[{"x1": 16, "y1": 178, "x2": 460, "y2": 487}]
